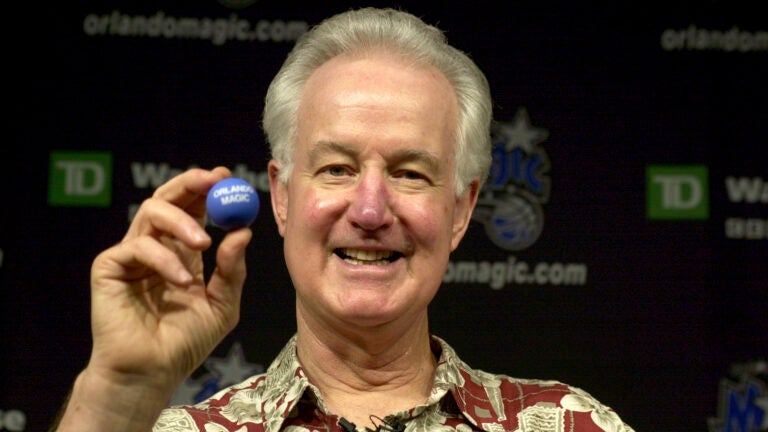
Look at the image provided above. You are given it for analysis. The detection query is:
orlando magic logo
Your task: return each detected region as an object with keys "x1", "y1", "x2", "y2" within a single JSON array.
[
  {"x1": 473, "y1": 107, "x2": 550, "y2": 251},
  {"x1": 709, "y1": 360, "x2": 768, "y2": 432}
]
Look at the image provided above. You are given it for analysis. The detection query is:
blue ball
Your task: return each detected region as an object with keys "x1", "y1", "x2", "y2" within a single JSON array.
[{"x1": 206, "y1": 178, "x2": 260, "y2": 230}]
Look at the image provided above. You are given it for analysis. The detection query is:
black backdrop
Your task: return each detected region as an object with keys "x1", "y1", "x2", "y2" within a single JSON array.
[{"x1": 2, "y1": 1, "x2": 766, "y2": 431}]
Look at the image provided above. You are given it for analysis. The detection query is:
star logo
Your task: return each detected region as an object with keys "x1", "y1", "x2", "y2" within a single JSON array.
[
  {"x1": 205, "y1": 342, "x2": 263, "y2": 387},
  {"x1": 169, "y1": 341, "x2": 264, "y2": 405},
  {"x1": 497, "y1": 108, "x2": 549, "y2": 153}
]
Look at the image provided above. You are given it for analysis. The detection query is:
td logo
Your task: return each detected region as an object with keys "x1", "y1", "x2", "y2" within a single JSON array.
[
  {"x1": 646, "y1": 164, "x2": 709, "y2": 220},
  {"x1": 48, "y1": 151, "x2": 113, "y2": 207}
]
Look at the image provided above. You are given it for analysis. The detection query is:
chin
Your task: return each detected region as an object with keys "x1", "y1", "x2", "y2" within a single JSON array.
[{"x1": 336, "y1": 302, "x2": 399, "y2": 326}]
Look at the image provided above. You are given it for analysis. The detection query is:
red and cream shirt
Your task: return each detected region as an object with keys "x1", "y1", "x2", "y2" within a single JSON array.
[{"x1": 154, "y1": 335, "x2": 634, "y2": 432}]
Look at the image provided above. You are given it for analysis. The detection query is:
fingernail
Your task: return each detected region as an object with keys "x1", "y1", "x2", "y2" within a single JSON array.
[
  {"x1": 192, "y1": 230, "x2": 209, "y2": 244},
  {"x1": 177, "y1": 269, "x2": 193, "y2": 285}
]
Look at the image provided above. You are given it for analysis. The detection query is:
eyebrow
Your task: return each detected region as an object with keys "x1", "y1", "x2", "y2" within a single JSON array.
[
  {"x1": 308, "y1": 141, "x2": 357, "y2": 166},
  {"x1": 308, "y1": 140, "x2": 442, "y2": 173}
]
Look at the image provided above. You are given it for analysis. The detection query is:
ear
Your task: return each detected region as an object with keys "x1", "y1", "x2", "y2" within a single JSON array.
[
  {"x1": 450, "y1": 179, "x2": 480, "y2": 251},
  {"x1": 268, "y1": 160, "x2": 288, "y2": 237}
]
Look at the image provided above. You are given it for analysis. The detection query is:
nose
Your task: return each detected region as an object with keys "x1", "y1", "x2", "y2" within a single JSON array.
[{"x1": 348, "y1": 170, "x2": 394, "y2": 231}]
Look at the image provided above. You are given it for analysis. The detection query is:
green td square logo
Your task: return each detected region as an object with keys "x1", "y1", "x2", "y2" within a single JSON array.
[
  {"x1": 48, "y1": 151, "x2": 113, "y2": 207},
  {"x1": 646, "y1": 164, "x2": 709, "y2": 220}
]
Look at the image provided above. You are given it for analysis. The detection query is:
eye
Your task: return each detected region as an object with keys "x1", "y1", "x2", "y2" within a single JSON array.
[
  {"x1": 402, "y1": 171, "x2": 424, "y2": 180},
  {"x1": 326, "y1": 166, "x2": 347, "y2": 176},
  {"x1": 393, "y1": 169, "x2": 431, "y2": 183},
  {"x1": 319, "y1": 165, "x2": 354, "y2": 178}
]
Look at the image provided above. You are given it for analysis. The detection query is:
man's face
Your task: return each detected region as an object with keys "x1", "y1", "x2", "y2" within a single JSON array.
[{"x1": 269, "y1": 53, "x2": 478, "y2": 330}]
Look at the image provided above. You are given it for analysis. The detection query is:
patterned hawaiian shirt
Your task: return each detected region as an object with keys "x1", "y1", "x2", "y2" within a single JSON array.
[{"x1": 154, "y1": 335, "x2": 634, "y2": 432}]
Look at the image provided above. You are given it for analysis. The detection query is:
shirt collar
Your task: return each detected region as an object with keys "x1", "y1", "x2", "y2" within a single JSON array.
[{"x1": 262, "y1": 334, "x2": 500, "y2": 429}]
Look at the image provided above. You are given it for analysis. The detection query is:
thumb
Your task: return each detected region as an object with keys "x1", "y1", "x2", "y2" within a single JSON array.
[{"x1": 207, "y1": 228, "x2": 253, "y2": 332}]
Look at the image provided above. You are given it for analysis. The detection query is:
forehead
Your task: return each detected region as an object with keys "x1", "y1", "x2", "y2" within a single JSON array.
[
  {"x1": 296, "y1": 52, "x2": 459, "y2": 151},
  {"x1": 304, "y1": 51, "x2": 453, "y2": 98}
]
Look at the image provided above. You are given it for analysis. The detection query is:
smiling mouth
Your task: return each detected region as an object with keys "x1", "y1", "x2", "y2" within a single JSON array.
[{"x1": 335, "y1": 248, "x2": 402, "y2": 266}]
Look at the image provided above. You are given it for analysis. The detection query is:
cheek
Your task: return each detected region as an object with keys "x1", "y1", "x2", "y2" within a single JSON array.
[
  {"x1": 290, "y1": 189, "x2": 348, "y2": 231},
  {"x1": 405, "y1": 199, "x2": 453, "y2": 247}
]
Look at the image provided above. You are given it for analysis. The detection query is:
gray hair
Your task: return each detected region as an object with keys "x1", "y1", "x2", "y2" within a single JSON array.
[{"x1": 262, "y1": 7, "x2": 492, "y2": 196}]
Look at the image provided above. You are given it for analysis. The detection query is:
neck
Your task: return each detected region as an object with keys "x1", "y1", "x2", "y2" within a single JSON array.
[{"x1": 295, "y1": 309, "x2": 436, "y2": 427}]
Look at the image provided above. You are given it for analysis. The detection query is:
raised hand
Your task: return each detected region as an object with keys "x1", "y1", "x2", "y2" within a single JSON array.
[{"x1": 55, "y1": 167, "x2": 252, "y2": 432}]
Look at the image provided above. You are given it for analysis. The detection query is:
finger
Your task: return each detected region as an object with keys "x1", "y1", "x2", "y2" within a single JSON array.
[
  {"x1": 207, "y1": 228, "x2": 253, "y2": 329},
  {"x1": 152, "y1": 167, "x2": 232, "y2": 218},
  {"x1": 93, "y1": 235, "x2": 196, "y2": 288},
  {"x1": 124, "y1": 198, "x2": 211, "y2": 249},
  {"x1": 124, "y1": 167, "x2": 232, "y2": 244}
]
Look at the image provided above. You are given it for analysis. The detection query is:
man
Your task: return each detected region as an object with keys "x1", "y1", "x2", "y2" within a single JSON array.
[{"x1": 55, "y1": 7, "x2": 634, "y2": 432}]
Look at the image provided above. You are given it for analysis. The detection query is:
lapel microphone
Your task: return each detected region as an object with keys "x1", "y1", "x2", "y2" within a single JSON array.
[
  {"x1": 339, "y1": 417, "x2": 357, "y2": 432},
  {"x1": 338, "y1": 416, "x2": 406, "y2": 432}
]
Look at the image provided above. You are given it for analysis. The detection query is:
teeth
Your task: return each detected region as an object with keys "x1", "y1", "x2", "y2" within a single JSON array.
[{"x1": 341, "y1": 248, "x2": 393, "y2": 265}]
